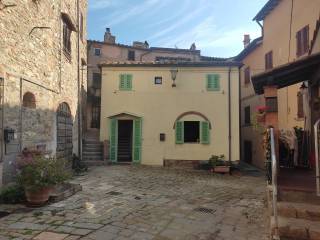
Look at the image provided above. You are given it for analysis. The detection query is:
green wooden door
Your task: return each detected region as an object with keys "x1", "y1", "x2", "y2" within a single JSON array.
[
  {"x1": 133, "y1": 118, "x2": 142, "y2": 163},
  {"x1": 109, "y1": 119, "x2": 118, "y2": 163}
]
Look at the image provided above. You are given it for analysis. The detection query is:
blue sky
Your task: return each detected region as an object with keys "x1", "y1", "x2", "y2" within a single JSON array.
[{"x1": 88, "y1": 0, "x2": 267, "y2": 58}]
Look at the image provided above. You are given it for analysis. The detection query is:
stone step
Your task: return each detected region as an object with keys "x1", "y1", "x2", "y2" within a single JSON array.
[
  {"x1": 83, "y1": 160, "x2": 106, "y2": 166},
  {"x1": 83, "y1": 156, "x2": 103, "y2": 161},
  {"x1": 271, "y1": 216, "x2": 320, "y2": 240},
  {"x1": 83, "y1": 148, "x2": 103, "y2": 153},
  {"x1": 83, "y1": 151, "x2": 103, "y2": 156},
  {"x1": 277, "y1": 202, "x2": 320, "y2": 222},
  {"x1": 278, "y1": 189, "x2": 320, "y2": 205}
]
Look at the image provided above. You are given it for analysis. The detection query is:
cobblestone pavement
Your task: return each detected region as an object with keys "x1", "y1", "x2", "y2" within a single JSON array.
[{"x1": 0, "y1": 165, "x2": 268, "y2": 240}]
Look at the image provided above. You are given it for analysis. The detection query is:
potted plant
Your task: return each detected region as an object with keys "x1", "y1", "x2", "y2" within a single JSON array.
[
  {"x1": 255, "y1": 106, "x2": 269, "y2": 123},
  {"x1": 209, "y1": 155, "x2": 231, "y2": 174},
  {"x1": 17, "y1": 149, "x2": 70, "y2": 206}
]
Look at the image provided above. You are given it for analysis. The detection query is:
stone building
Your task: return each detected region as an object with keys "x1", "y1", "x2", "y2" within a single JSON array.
[{"x1": 0, "y1": 0, "x2": 87, "y2": 184}]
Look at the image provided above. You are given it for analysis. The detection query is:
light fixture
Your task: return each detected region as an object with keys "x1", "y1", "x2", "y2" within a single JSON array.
[{"x1": 170, "y1": 68, "x2": 178, "y2": 87}]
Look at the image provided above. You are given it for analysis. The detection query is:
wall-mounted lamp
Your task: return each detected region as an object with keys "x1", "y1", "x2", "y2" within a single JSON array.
[{"x1": 170, "y1": 68, "x2": 178, "y2": 87}]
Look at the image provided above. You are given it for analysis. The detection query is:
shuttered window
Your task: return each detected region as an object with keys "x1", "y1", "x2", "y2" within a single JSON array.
[
  {"x1": 119, "y1": 74, "x2": 132, "y2": 90},
  {"x1": 296, "y1": 25, "x2": 309, "y2": 57},
  {"x1": 206, "y1": 74, "x2": 220, "y2": 91},
  {"x1": 175, "y1": 121, "x2": 184, "y2": 144},
  {"x1": 175, "y1": 121, "x2": 210, "y2": 144},
  {"x1": 244, "y1": 67, "x2": 250, "y2": 85},
  {"x1": 200, "y1": 121, "x2": 210, "y2": 144},
  {"x1": 265, "y1": 51, "x2": 273, "y2": 70}
]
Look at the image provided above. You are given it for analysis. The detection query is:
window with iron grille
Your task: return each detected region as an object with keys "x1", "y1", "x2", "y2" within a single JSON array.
[
  {"x1": 244, "y1": 106, "x2": 251, "y2": 125},
  {"x1": 265, "y1": 51, "x2": 273, "y2": 70},
  {"x1": 266, "y1": 97, "x2": 278, "y2": 112},
  {"x1": 128, "y1": 50, "x2": 135, "y2": 61},
  {"x1": 296, "y1": 25, "x2": 309, "y2": 57},
  {"x1": 244, "y1": 67, "x2": 250, "y2": 85}
]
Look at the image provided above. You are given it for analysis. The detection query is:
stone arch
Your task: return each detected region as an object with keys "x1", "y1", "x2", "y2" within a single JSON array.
[
  {"x1": 23, "y1": 92, "x2": 36, "y2": 109},
  {"x1": 173, "y1": 111, "x2": 212, "y2": 129}
]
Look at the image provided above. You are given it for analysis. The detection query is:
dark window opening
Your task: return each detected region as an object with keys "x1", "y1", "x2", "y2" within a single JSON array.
[
  {"x1": 265, "y1": 51, "x2": 273, "y2": 70},
  {"x1": 23, "y1": 92, "x2": 36, "y2": 109},
  {"x1": 62, "y1": 21, "x2": 72, "y2": 57},
  {"x1": 184, "y1": 121, "x2": 200, "y2": 143},
  {"x1": 91, "y1": 104, "x2": 100, "y2": 128},
  {"x1": 297, "y1": 92, "x2": 304, "y2": 118},
  {"x1": 244, "y1": 140, "x2": 252, "y2": 164},
  {"x1": 266, "y1": 97, "x2": 278, "y2": 112},
  {"x1": 80, "y1": 13, "x2": 84, "y2": 41},
  {"x1": 155, "y1": 77, "x2": 162, "y2": 84},
  {"x1": 128, "y1": 50, "x2": 135, "y2": 61},
  {"x1": 244, "y1": 67, "x2": 250, "y2": 85},
  {"x1": 244, "y1": 106, "x2": 251, "y2": 125},
  {"x1": 296, "y1": 25, "x2": 309, "y2": 57},
  {"x1": 92, "y1": 73, "x2": 101, "y2": 89},
  {"x1": 94, "y1": 48, "x2": 101, "y2": 56}
]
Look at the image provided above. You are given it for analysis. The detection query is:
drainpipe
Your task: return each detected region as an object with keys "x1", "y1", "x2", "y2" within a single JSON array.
[
  {"x1": 77, "y1": 0, "x2": 82, "y2": 159},
  {"x1": 228, "y1": 67, "x2": 232, "y2": 162},
  {"x1": 238, "y1": 66, "x2": 242, "y2": 163},
  {"x1": 19, "y1": 78, "x2": 23, "y2": 152}
]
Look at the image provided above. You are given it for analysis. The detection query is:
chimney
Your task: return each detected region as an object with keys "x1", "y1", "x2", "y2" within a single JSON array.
[
  {"x1": 243, "y1": 34, "x2": 251, "y2": 48},
  {"x1": 104, "y1": 28, "x2": 116, "y2": 44}
]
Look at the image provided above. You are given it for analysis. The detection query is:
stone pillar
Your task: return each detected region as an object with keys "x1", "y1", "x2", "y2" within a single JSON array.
[{"x1": 264, "y1": 86, "x2": 279, "y2": 160}]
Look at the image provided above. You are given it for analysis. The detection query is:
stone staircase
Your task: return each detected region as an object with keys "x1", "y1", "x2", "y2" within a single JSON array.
[
  {"x1": 270, "y1": 189, "x2": 320, "y2": 240},
  {"x1": 82, "y1": 139, "x2": 104, "y2": 166},
  {"x1": 117, "y1": 138, "x2": 132, "y2": 162}
]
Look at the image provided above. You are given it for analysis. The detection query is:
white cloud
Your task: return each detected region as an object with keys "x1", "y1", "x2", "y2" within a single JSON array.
[
  {"x1": 153, "y1": 16, "x2": 261, "y2": 57},
  {"x1": 104, "y1": 0, "x2": 165, "y2": 27}
]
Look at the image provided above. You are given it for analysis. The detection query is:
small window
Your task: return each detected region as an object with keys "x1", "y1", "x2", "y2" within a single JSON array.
[
  {"x1": 176, "y1": 121, "x2": 210, "y2": 144},
  {"x1": 244, "y1": 106, "x2": 251, "y2": 125},
  {"x1": 23, "y1": 92, "x2": 36, "y2": 109},
  {"x1": 297, "y1": 92, "x2": 304, "y2": 118},
  {"x1": 296, "y1": 25, "x2": 309, "y2": 57},
  {"x1": 265, "y1": 51, "x2": 273, "y2": 70},
  {"x1": 244, "y1": 67, "x2": 250, "y2": 85},
  {"x1": 80, "y1": 12, "x2": 84, "y2": 41},
  {"x1": 119, "y1": 74, "x2": 132, "y2": 91},
  {"x1": 128, "y1": 50, "x2": 135, "y2": 61},
  {"x1": 62, "y1": 21, "x2": 72, "y2": 57},
  {"x1": 206, "y1": 74, "x2": 220, "y2": 91},
  {"x1": 94, "y1": 48, "x2": 101, "y2": 56},
  {"x1": 155, "y1": 77, "x2": 162, "y2": 85},
  {"x1": 184, "y1": 121, "x2": 200, "y2": 143},
  {"x1": 266, "y1": 97, "x2": 278, "y2": 112}
]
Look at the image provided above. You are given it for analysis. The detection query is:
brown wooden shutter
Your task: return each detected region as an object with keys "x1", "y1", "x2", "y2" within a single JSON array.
[{"x1": 244, "y1": 67, "x2": 250, "y2": 85}]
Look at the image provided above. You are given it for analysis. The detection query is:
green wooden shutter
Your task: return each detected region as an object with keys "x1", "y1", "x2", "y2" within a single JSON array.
[
  {"x1": 126, "y1": 74, "x2": 132, "y2": 90},
  {"x1": 207, "y1": 74, "x2": 220, "y2": 91},
  {"x1": 175, "y1": 121, "x2": 184, "y2": 144},
  {"x1": 119, "y1": 74, "x2": 126, "y2": 90},
  {"x1": 109, "y1": 119, "x2": 118, "y2": 163},
  {"x1": 133, "y1": 118, "x2": 142, "y2": 163},
  {"x1": 201, "y1": 121, "x2": 210, "y2": 144}
]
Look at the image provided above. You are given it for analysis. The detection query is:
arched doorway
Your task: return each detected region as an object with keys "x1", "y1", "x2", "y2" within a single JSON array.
[{"x1": 56, "y1": 102, "x2": 73, "y2": 160}]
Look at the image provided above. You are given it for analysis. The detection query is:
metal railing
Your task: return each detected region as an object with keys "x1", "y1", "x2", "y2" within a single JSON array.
[
  {"x1": 314, "y1": 119, "x2": 320, "y2": 197},
  {"x1": 269, "y1": 127, "x2": 279, "y2": 240}
]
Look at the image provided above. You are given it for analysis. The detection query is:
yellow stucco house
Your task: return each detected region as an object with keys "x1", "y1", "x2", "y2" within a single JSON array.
[{"x1": 99, "y1": 62, "x2": 241, "y2": 166}]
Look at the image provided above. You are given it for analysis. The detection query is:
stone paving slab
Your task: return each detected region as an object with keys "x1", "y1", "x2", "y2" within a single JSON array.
[{"x1": 0, "y1": 165, "x2": 268, "y2": 239}]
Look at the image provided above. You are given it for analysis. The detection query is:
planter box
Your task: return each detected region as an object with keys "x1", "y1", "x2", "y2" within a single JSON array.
[{"x1": 213, "y1": 166, "x2": 230, "y2": 174}]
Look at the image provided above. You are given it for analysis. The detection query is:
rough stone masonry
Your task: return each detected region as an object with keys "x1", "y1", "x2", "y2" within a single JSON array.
[{"x1": 0, "y1": 0, "x2": 87, "y2": 184}]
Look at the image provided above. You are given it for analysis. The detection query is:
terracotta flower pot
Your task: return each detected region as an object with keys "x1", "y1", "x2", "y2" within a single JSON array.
[
  {"x1": 25, "y1": 187, "x2": 52, "y2": 207},
  {"x1": 213, "y1": 166, "x2": 230, "y2": 174}
]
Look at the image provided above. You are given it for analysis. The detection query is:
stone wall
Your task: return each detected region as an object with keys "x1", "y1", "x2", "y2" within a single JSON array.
[{"x1": 0, "y1": 0, "x2": 87, "y2": 184}]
